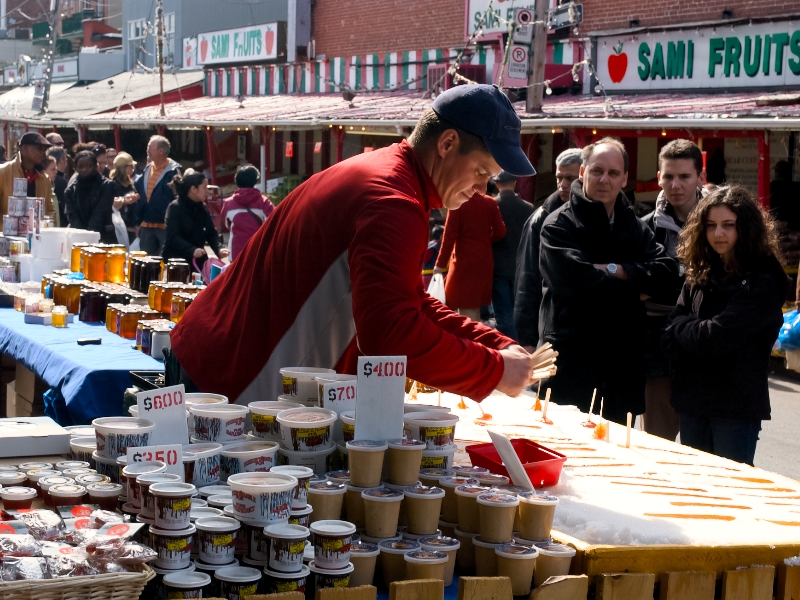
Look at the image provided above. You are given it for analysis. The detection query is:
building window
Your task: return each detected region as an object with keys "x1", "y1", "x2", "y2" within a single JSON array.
[
  {"x1": 164, "y1": 13, "x2": 175, "y2": 67},
  {"x1": 128, "y1": 18, "x2": 147, "y2": 70}
]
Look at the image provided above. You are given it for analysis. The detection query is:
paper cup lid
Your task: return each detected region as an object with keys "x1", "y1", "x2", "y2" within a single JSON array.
[
  {"x1": 264, "y1": 523, "x2": 309, "y2": 539},
  {"x1": 346, "y1": 440, "x2": 388, "y2": 452},
  {"x1": 270, "y1": 465, "x2": 314, "y2": 478},
  {"x1": 325, "y1": 470, "x2": 350, "y2": 482},
  {"x1": 0, "y1": 486, "x2": 36, "y2": 499},
  {"x1": 163, "y1": 572, "x2": 211, "y2": 588},
  {"x1": 378, "y1": 540, "x2": 420, "y2": 554},
  {"x1": 48, "y1": 484, "x2": 86, "y2": 497},
  {"x1": 291, "y1": 505, "x2": 313, "y2": 516},
  {"x1": 362, "y1": 487, "x2": 403, "y2": 501},
  {"x1": 519, "y1": 491, "x2": 559, "y2": 505},
  {"x1": 455, "y1": 485, "x2": 489, "y2": 497},
  {"x1": 439, "y1": 477, "x2": 478, "y2": 488},
  {"x1": 85, "y1": 482, "x2": 123, "y2": 496},
  {"x1": 39, "y1": 476, "x2": 74, "y2": 489},
  {"x1": 387, "y1": 438, "x2": 426, "y2": 449},
  {"x1": 402, "y1": 485, "x2": 445, "y2": 499},
  {"x1": 190, "y1": 507, "x2": 224, "y2": 520},
  {"x1": 263, "y1": 565, "x2": 311, "y2": 578},
  {"x1": 208, "y1": 494, "x2": 233, "y2": 506},
  {"x1": 74, "y1": 475, "x2": 108, "y2": 485},
  {"x1": 27, "y1": 469, "x2": 61, "y2": 481},
  {"x1": 454, "y1": 466, "x2": 490, "y2": 477},
  {"x1": 151, "y1": 524, "x2": 197, "y2": 536},
  {"x1": 420, "y1": 536, "x2": 460, "y2": 551},
  {"x1": 533, "y1": 542, "x2": 576, "y2": 557},
  {"x1": 308, "y1": 561, "x2": 354, "y2": 576},
  {"x1": 213, "y1": 566, "x2": 262, "y2": 583},
  {"x1": 194, "y1": 558, "x2": 239, "y2": 572},
  {"x1": 123, "y1": 461, "x2": 166, "y2": 477},
  {"x1": 404, "y1": 550, "x2": 448, "y2": 564},
  {"x1": 309, "y1": 481, "x2": 346, "y2": 494},
  {"x1": 198, "y1": 485, "x2": 231, "y2": 498},
  {"x1": 309, "y1": 520, "x2": 356, "y2": 537},
  {"x1": 496, "y1": 543, "x2": 539, "y2": 559},
  {"x1": 62, "y1": 468, "x2": 96, "y2": 477},
  {"x1": 18, "y1": 462, "x2": 53, "y2": 471},
  {"x1": 476, "y1": 493, "x2": 520, "y2": 507},
  {"x1": 138, "y1": 473, "x2": 181, "y2": 485},
  {"x1": 56, "y1": 461, "x2": 90, "y2": 470},
  {"x1": 0, "y1": 473, "x2": 27, "y2": 485},
  {"x1": 351, "y1": 542, "x2": 380, "y2": 557},
  {"x1": 490, "y1": 484, "x2": 529, "y2": 496},
  {"x1": 195, "y1": 516, "x2": 241, "y2": 532}
]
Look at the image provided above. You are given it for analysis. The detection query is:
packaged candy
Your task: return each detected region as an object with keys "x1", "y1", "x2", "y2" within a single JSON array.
[
  {"x1": 0, "y1": 534, "x2": 41, "y2": 558},
  {"x1": 113, "y1": 543, "x2": 156, "y2": 566},
  {"x1": 0, "y1": 556, "x2": 51, "y2": 581},
  {"x1": 15, "y1": 510, "x2": 65, "y2": 542}
]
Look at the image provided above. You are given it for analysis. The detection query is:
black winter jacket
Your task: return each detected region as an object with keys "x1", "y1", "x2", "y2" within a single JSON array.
[
  {"x1": 538, "y1": 180, "x2": 680, "y2": 420},
  {"x1": 64, "y1": 173, "x2": 116, "y2": 243},
  {"x1": 663, "y1": 254, "x2": 788, "y2": 421},
  {"x1": 162, "y1": 196, "x2": 221, "y2": 266},
  {"x1": 493, "y1": 190, "x2": 534, "y2": 278},
  {"x1": 513, "y1": 192, "x2": 564, "y2": 347}
]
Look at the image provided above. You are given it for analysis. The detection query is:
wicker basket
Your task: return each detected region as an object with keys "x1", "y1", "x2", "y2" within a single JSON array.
[{"x1": 0, "y1": 564, "x2": 155, "y2": 600}]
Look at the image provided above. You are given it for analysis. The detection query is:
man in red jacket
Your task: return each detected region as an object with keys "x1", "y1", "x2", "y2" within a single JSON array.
[{"x1": 170, "y1": 84, "x2": 537, "y2": 405}]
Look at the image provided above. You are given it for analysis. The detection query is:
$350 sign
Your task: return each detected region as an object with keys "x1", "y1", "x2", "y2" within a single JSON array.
[
  {"x1": 126, "y1": 444, "x2": 184, "y2": 480},
  {"x1": 136, "y1": 384, "x2": 189, "y2": 446}
]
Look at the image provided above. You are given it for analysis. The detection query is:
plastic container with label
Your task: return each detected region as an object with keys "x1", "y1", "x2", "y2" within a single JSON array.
[
  {"x1": 248, "y1": 400, "x2": 303, "y2": 442},
  {"x1": 182, "y1": 443, "x2": 223, "y2": 487},
  {"x1": 150, "y1": 482, "x2": 196, "y2": 530},
  {"x1": 264, "y1": 522, "x2": 309, "y2": 573},
  {"x1": 138, "y1": 473, "x2": 182, "y2": 520},
  {"x1": 214, "y1": 565, "x2": 262, "y2": 600},
  {"x1": 262, "y1": 564, "x2": 309, "y2": 595},
  {"x1": 403, "y1": 412, "x2": 460, "y2": 450},
  {"x1": 278, "y1": 367, "x2": 336, "y2": 405},
  {"x1": 346, "y1": 440, "x2": 388, "y2": 488},
  {"x1": 220, "y1": 441, "x2": 279, "y2": 482},
  {"x1": 122, "y1": 461, "x2": 167, "y2": 509},
  {"x1": 150, "y1": 524, "x2": 196, "y2": 570},
  {"x1": 420, "y1": 536, "x2": 460, "y2": 586},
  {"x1": 91, "y1": 417, "x2": 155, "y2": 459},
  {"x1": 309, "y1": 520, "x2": 356, "y2": 570},
  {"x1": 270, "y1": 465, "x2": 314, "y2": 510},
  {"x1": 496, "y1": 543, "x2": 539, "y2": 595},
  {"x1": 307, "y1": 480, "x2": 346, "y2": 523},
  {"x1": 0, "y1": 486, "x2": 37, "y2": 510},
  {"x1": 404, "y1": 549, "x2": 448, "y2": 581},
  {"x1": 227, "y1": 472, "x2": 297, "y2": 524},
  {"x1": 378, "y1": 539, "x2": 419, "y2": 587},
  {"x1": 276, "y1": 408, "x2": 337, "y2": 452},
  {"x1": 195, "y1": 516, "x2": 241, "y2": 565},
  {"x1": 308, "y1": 561, "x2": 353, "y2": 594},
  {"x1": 190, "y1": 404, "x2": 249, "y2": 444},
  {"x1": 162, "y1": 571, "x2": 211, "y2": 599}
]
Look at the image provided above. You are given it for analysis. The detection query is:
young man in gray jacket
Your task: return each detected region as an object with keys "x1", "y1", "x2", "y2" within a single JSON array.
[{"x1": 641, "y1": 139, "x2": 706, "y2": 440}]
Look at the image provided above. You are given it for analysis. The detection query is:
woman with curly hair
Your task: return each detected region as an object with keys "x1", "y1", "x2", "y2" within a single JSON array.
[{"x1": 662, "y1": 185, "x2": 789, "y2": 465}]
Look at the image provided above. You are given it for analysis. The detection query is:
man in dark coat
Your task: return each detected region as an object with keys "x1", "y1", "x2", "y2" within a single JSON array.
[
  {"x1": 514, "y1": 148, "x2": 582, "y2": 349},
  {"x1": 47, "y1": 147, "x2": 69, "y2": 226},
  {"x1": 491, "y1": 170, "x2": 533, "y2": 339},
  {"x1": 539, "y1": 138, "x2": 679, "y2": 424},
  {"x1": 64, "y1": 150, "x2": 116, "y2": 243}
]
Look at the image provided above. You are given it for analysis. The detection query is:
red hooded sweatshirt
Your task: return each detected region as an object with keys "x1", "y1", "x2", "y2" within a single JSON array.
[
  {"x1": 219, "y1": 187, "x2": 274, "y2": 260},
  {"x1": 171, "y1": 141, "x2": 513, "y2": 405}
]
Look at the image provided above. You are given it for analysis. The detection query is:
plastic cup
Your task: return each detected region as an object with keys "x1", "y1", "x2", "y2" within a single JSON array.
[
  {"x1": 84, "y1": 482, "x2": 122, "y2": 511},
  {"x1": 214, "y1": 565, "x2": 262, "y2": 600},
  {"x1": 404, "y1": 549, "x2": 448, "y2": 581},
  {"x1": 477, "y1": 493, "x2": 519, "y2": 543},
  {"x1": 496, "y1": 543, "x2": 538, "y2": 595},
  {"x1": 420, "y1": 536, "x2": 460, "y2": 586},
  {"x1": 307, "y1": 481, "x2": 346, "y2": 524},
  {"x1": 0, "y1": 472, "x2": 27, "y2": 488},
  {"x1": 91, "y1": 417, "x2": 155, "y2": 459},
  {"x1": 362, "y1": 487, "x2": 403, "y2": 538},
  {"x1": 151, "y1": 482, "x2": 196, "y2": 530},
  {"x1": 309, "y1": 519, "x2": 356, "y2": 570},
  {"x1": 0, "y1": 486, "x2": 36, "y2": 510},
  {"x1": 195, "y1": 516, "x2": 241, "y2": 565},
  {"x1": 349, "y1": 541, "x2": 379, "y2": 587},
  {"x1": 262, "y1": 564, "x2": 310, "y2": 595},
  {"x1": 49, "y1": 483, "x2": 86, "y2": 507},
  {"x1": 248, "y1": 400, "x2": 303, "y2": 442},
  {"x1": 378, "y1": 539, "x2": 419, "y2": 587},
  {"x1": 270, "y1": 465, "x2": 313, "y2": 510},
  {"x1": 289, "y1": 505, "x2": 313, "y2": 528},
  {"x1": 122, "y1": 460, "x2": 167, "y2": 509},
  {"x1": 228, "y1": 472, "x2": 297, "y2": 524},
  {"x1": 453, "y1": 527, "x2": 477, "y2": 571},
  {"x1": 219, "y1": 441, "x2": 279, "y2": 482},
  {"x1": 162, "y1": 571, "x2": 211, "y2": 599},
  {"x1": 138, "y1": 473, "x2": 182, "y2": 520},
  {"x1": 473, "y1": 536, "x2": 505, "y2": 576},
  {"x1": 518, "y1": 492, "x2": 559, "y2": 542},
  {"x1": 276, "y1": 407, "x2": 337, "y2": 452},
  {"x1": 421, "y1": 447, "x2": 457, "y2": 470},
  {"x1": 189, "y1": 404, "x2": 249, "y2": 444},
  {"x1": 454, "y1": 485, "x2": 490, "y2": 534},
  {"x1": 346, "y1": 440, "x2": 387, "y2": 488},
  {"x1": 532, "y1": 542, "x2": 576, "y2": 587},
  {"x1": 438, "y1": 476, "x2": 478, "y2": 523},
  {"x1": 403, "y1": 485, "x2": 445, "y2": 535},
  {"x1": 403, "y1": 412, "x2": 459, "y2": 450},
  {"x1": 386, "y1": 438, "x2": 425, "y2": 486},
  {"x1": 264, "y1": 522, "x2": 308, "y2": 573},
  {"x1": 345, "y1": 484, "x2": 368, "y2": 530}
]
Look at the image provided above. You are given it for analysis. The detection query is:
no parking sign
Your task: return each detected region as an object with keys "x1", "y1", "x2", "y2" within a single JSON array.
[
  {"x1": 506, "y1": 44, "x2": 529, "y2": 83},
  {"x1": 514, "y1": 8, "x2": 534, "y2": 44}
]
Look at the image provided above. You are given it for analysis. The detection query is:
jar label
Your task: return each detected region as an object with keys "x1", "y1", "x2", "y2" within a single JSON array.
[
  {"x1": 297, "y1": 426, "x2": 327, "y2": 439},
  {"x1": 422, "y1": 426, "x2": 453, "y2": 437},
  {"x1": 166, "y1": 539, "x2": 187, "y2": 551},
  {"x1": 282, "y1": 376, "x2": 297, "y2": 395},
  {"x1": 322, "y1": 538, "x2": 343, "y2": 551},
  {"x1": 172, "y1": 498, "x2": 191, "y2": 511},
  {"x1": 421, "y1": 456, "x2": 447, "y2": 468},
  {"x1": 277, "y1": 581, "x2": 299, "y2": 592},
  {"x1": 213, "y1": 533, "x2": 233, "y2": 546}
]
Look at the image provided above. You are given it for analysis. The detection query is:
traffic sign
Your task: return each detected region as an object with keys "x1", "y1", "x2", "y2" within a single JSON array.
[
  {"x1": 513, "y1": 8, "x2": 534, "y2": 44},
  {"x1": 508, "y1": 44, "x2": 530, "y2": 81},
  {"x1": 547, "y1": 3, "x2": 583, "y2": 30}
]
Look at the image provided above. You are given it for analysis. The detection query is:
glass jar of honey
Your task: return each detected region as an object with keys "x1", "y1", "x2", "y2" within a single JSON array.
[
  {"x1": 119, "y1": 308, "x2": 141, "y2": 340},
  {"x1": 70, "y1": 243, "x2": 88, "y2": 273},
  {"x1": 64, "y1": 282, "x2": 83, "y2": 314},
  {"x1": 143, "y1": 258, "x2": 163, "y2": 291},
  {"x1": 159, "y1": 283, "x2": 179, "y2": 314},
  {"x1": 105, "y1": 304, "x2": 122, "y2": 333},
  {"x1": 170, "y1": 293, "x2": 194, "y2": 323},
  {"x1": 78, "y1": 290, "x2": 106, "y2": 323},
  {"x1": 126, "y1": 251, "x2": 147, "y2": 284},
  {"x1": 129, "y1": 258, "x2": 143, "y2": 292},
  {"x1": 148, "y1": 282, "x2": 160, "y2": 310},
  {"x1": 166, "y1": 259, "x2": 191, "y2": 284},
  {"x1": 105, "y1": 249, "x2": 126, "y2": 284},
  {"x1": 52, "y1": 306, "x2": 68, "y2": 328},
  {"x1": 127, "y1": 292, "x2": 148, "y2": 306},
  {"x1": 87, "y1": 249, "x2": 106, "y2": 282}
]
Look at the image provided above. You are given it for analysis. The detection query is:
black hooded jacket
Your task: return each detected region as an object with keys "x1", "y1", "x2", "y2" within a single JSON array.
[
  {"x1": 64, "y1": 172, "x2": 116, "y2": 243},
  {"x1": 162, "y1": 195, "x2": 221, "y2": 265},
  {"x1": 663, "y1": 254, "x2": 788, "y2": 421}
]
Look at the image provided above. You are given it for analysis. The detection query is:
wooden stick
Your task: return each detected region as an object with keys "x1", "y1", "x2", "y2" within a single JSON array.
[
  {"x1": 542, "y1": 388, "x2": 551, "y2": 420},
  {"x1": 532, "y1": 367, "x2": 556, "y2": 379},
  {"x1": 532, "y1": 357, "x2": 557, "y2": 370},
  {"x1": 626, "y1": 412, "x2": 632, "y2": 448},
  {"x1": 599, "y1": 397, "x2": 604, "y2": 421},
  {"x1": 605, "y1": 419, "x2": 611, "y2": 442},
  {"x1": 588, "y1": 389, "x2": 597, "y2": 416}
]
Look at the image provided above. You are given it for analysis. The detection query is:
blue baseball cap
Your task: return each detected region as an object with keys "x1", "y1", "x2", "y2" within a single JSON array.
[{"x1": 431, "y1": 84, "x2": 535, "y2": 177}]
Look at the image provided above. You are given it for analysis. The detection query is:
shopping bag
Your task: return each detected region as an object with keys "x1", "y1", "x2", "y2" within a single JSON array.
[
  {"x1": 778, "y1": 310, "x2": 800, "y2": 351},
  {"x1": 427, "y1": 273, "x2": 446, "y2": 304},
  {"x1": 111, "y1": 207, "x2": 130, "y2": 249}
]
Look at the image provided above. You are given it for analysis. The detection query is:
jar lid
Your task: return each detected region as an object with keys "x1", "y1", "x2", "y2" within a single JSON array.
[
  {"x1": 0, "y1": 473, "x2": 27, "y2": 485},
  {"x1": 350, "y1": 541, "x2": 380, "y2": 557},
  {"x1": 39, "y1": 476, "x2": 74, "y2": 490},
  {"x1": 439, "y1": 477, "x2": 478, "y2": 488},
  {"x1": 308, "y1": 481, "x2": 346, "y2": 494},
  {"x1": 475, "y1": 474, "x2": 510, "y2": 486},
  {"x1": 48, "y1": 484, "x2": 86, "y2": 498},
  {"x1": 55, "y1": 461, "x2": 90, "y2": 470},
  {"x1": 454, "y1": 466, "x2": 490, "y2": 477},
  {"x1": 419, "y1": 468, "x2": 456, "y2": 479},
  {"x1": 519, "y1": 491, "x2": 559, "y2": 504},
  {"x1": 532, "y1": 542, "x2": 576, "y2": 557},
  {"x1": 263, "y1": 523, "x2": 308, "y2": 539},
  {"x1": 378, "y1": 539, "x2": 420, "y2": 554},
  {"x1": 195, "y1": 516, "x2": 242, "y2": 533},
  {"x1": 162, "y1": 572, "x2": 211, "y2": 589},
  {"x1": 0, "y1": 486, "x2": 36, "y2": 500},
  {"x1": 496, "y1": 543, "x2": 539, "y2": 559},
  {"x1": 402, "y1": 485, "x2": 445, "y2": 499},
  {"x1": 404, "y1": 550, "x2": 448, "y2": 564},
  {"x1": 476, "y1": 493, "x2": 520, "y2": 507},
  {"x1": 85, "y1": 483, "x2": 123, "y2": 497},
  {"x1": 27, "y1": 469, "x2": 61, "y2": 481},
  {"x1": 490, "y1": 484, "x2": 529, "y2": 496},
  {"x1": 75, "y1": 474, "x2": 109, "y2": 486},
  {"x1": 387, "y1": 438, "x2": 426, "y2": 449},
  {"x1": 361, "y1": 487, "x2": 403, "y2": 502},
  {"x1": 345, "y1": 440, "x2": 388, "y2": 452},
  {"x1": 309, "y1": 520, "x2": 357, "y2": 537},
  {"x1": 325, "y1": 470, "x2": 350, "y2": 482},
  {"x1": 18, "y1": 462, "x2": 53, "y2": 472},
  {"x1": 419, "y1": 536, "x2": 460, "y2": 550}
]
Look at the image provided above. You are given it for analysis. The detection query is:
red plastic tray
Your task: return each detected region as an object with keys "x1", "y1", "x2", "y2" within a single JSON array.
[{"x1": 465, "y1": 438, "x2": 566, "y2": 488}]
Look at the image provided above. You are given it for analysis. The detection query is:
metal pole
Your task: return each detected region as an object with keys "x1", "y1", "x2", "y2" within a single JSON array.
[
  {"x1": 39, "y1": 0, "x2": 59, "y2": 115},
  {"x1": 526, "y1": 0, "x2": 548, "y2": 113},
  {"x1": 156, "y1": 0, "x2": 166, "y2": 117}
]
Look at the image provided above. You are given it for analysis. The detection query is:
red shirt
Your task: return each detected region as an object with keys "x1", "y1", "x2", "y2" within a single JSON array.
[{"x1": 171, "y1": 141, "x2": 513, "y2": 404}]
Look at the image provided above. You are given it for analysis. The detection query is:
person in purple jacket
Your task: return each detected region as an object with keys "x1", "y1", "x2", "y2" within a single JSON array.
[{"x1": 220, "y1": 165, "x2": 274, "y2": 260}]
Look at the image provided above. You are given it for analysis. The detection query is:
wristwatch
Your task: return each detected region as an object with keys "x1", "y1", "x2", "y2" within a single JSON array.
[{"x1": 607, "y1": 263, "x2": 618, "y2": 276}]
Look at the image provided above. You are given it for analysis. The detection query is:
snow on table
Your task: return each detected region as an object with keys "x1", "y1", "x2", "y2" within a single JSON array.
[{"x1": 406, "y1": 390, "x2": 800, "y2": 547}]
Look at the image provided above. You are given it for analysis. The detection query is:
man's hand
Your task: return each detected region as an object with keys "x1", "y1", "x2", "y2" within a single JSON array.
[
  {"x1": 497, "y1": 345, "x2": 534, "y2": 397},
  {"x1": 219, "y1": 248, "x2": 230, "y2": 259},
  {"x1": 193, "y1": 248, "x2": 206, "y2": 258}
]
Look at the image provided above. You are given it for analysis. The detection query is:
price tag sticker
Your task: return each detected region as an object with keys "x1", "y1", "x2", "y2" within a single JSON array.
[
  {"x1": 319, "y1": 377, "x2": 357, "y2": 443},
  {"x1": 355, "y1": 356, "x2": 406, "y2": 442},
  {"x1": 136, "y1": 384, "x2": 189, "y2": 447},
  {"x1": 127, "y1": 444, "x2": 184, "y2": 480}
]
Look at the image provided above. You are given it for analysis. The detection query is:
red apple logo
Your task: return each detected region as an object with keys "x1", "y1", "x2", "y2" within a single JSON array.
[
  {"x1": 607, "y1": 43, "x2": 627, "y2": 83},
  {"x1": 200, "y1": 38, "x2": 209, "y2": 63},
  {"x1": 185, "y1": 44, "x2": 192, "y2": 66},
  {"x1": 265, "y1": 28, "x2": 275, "y2": 56}
]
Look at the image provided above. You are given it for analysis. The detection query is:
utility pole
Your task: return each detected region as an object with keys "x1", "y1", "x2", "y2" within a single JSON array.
[
  {"x1": 39, "y1": 0, "x2": 59, "y2": 115},
  {"x1": 156, "y1": 0, "x2": 166, "y2": 117},
  {"x1": 526, "y1": 0, "x2": 548, "y2": 113}
]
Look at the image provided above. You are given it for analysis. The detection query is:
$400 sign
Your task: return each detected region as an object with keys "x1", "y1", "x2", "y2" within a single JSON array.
[{"x1": 355, "y1": 356, "x2": 407, "y2": 442}]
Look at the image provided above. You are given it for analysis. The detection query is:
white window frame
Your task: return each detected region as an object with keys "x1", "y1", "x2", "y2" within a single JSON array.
[
  {"x1": 164, "y1": 13, "x2": 176, "y2": 67},
  {"x1": 128, "y1": 18, "x2": 147, "y2": 70}
]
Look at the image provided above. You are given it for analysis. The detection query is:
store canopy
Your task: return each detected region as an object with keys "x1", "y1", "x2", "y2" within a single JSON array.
[
  {"x1": 68, "y1": 88, "x2": 800, "y2": 132},
  {"x1": 0, "y1": 82, "x2": 75, "y2": 121}
]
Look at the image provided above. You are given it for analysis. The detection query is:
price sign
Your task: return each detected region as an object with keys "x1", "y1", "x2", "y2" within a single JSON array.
[
  {"x1": 127, "y1": 444, "x2": 184, "y2": 480},
  {"x1": 355, "y1": 356, "x2": 406, "y2": 442},
  {"x1": 318, "y1": 376, "x2": 357, "y2": 442},
  {"x1": 136, "y1": 384, "x2": 189, "y2": 447}
]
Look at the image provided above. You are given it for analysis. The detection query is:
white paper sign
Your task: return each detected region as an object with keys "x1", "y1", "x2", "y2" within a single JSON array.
[
  {"x1": 126, "y1": 444, "x2": 184, "y2": 480},
  {"x1": 319, "y1": 376, "x2": 357, "y2": 442},
  {"x1": 355, "y1": 356, "x2": 406, "y2": 442},
  {"x1": 136, "y1": 384, "x2": 189, "y2": 447}
]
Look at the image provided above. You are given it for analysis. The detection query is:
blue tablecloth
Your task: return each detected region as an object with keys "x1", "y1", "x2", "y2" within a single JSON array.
[{"x1": 0, "y1": 307, "x2": 163, "y2": 426}]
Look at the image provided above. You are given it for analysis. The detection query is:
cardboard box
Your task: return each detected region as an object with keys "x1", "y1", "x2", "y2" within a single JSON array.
[
  {"x1": 15, "y1": 363, "x2": 48, "y2": 403},
  {"x1": 6, "y1": 381, "x2": 43, "y2": 418},
  {"x1": 0, "y1": 416, "x2": 70, "y2": 457},
  {"x1": 6, "y1": 381, "x2": 16, "y2": 417}
]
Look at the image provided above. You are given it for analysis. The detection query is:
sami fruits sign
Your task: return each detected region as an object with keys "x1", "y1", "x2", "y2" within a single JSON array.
[
  {"x1": 596, "y1": 21, "x2": 800, "y2": 91},
  {"x1": 197, "y1": 23, "x2": 281, "y2": 66}
]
